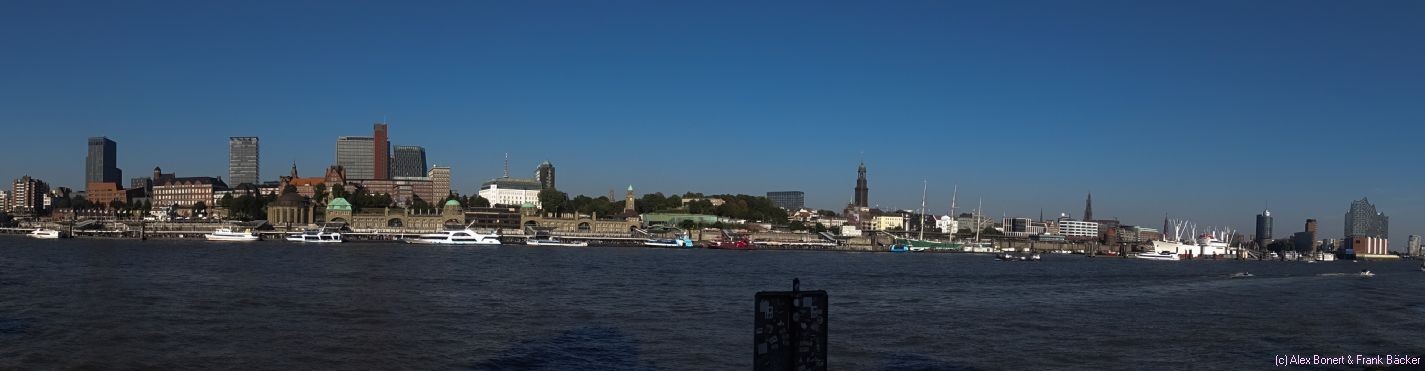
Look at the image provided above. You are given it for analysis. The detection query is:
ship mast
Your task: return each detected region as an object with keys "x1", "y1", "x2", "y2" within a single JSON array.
[
  {"x1": 974, "y1": 198, "x2": 983, "y2": 243},
  {"x1": 948, "y1": 185, "x2": 958, "y2": 242},
  {"x1": 919, "y1": 180, "x2": 927, "y2": 241}
]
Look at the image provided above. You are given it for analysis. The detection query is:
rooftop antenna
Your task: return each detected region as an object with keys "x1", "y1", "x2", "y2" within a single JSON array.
[{"x1": 503, "y1": 153, "x2": 509, "y2": 178}]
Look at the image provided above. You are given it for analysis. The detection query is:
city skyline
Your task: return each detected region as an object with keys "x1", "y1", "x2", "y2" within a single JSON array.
[{"x1": 2, "y1": 1, "x2": 1424, "y2": 242}]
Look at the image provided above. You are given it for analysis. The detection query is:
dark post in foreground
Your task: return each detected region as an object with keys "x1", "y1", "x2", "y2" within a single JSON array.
[{"x1": 754, "y1": 278, "x2": 828, "y2": 371}]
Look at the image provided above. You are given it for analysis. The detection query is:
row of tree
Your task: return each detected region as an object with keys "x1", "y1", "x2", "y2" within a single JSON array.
[{"x1": 534, "y1": 189, "x2": 790, "y2": 224}]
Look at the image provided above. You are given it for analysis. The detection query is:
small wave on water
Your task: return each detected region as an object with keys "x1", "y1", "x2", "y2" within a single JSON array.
[{"x1": 470, "y1": 326, "x2": 659, "y2": 371}]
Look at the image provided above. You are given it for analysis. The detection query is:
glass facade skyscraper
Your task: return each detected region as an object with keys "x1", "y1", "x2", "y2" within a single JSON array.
[
  {"x1": 335, "y1": 136, "x2": 375, "y2": 180},
  {"x1": 228, "y1": 137, "x2": 260, "y2": 185},
  {"x1": 86, "y1": 137, "x2": 120, "y2": 185},
  {"x1": 1344, "y1": 197, "x2": 1388, "y2": 239},
  {"x1": 392, "y1": 145, "x2": 428, "y2": 178},
  {"x1": 767, "y1": 191, "x2": 805, "y2": 210}
]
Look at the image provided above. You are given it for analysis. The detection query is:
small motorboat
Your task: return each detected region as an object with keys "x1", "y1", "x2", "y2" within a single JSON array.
[
  {"x1": 28, "y1": 228, "x2": 65, "y2": 239},
  {"x1": 644, "y1": 234, "x2": 694, "y2": 248},
  {"x1": 888, "y1": 244, "x2": 910, "y2": 253},
  {"x1": 1359, "y1": 269, "x2": 1375, "y2": 278},
  {"x1": 526, "y1": 236, "x2": 589, "y2": 247},
  {"x1": 996, "y1": 253, "x2": 1040, "y2": 261},
  {"x1": 1135, "y1": 251, "x2": 1182, "y2": 261},
  {"x1": 1230, "y1": 272, "x2": 1254, "y2": 278}
]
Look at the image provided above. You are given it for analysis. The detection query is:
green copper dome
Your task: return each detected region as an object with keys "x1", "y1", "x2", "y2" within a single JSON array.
[
  {"x1": 327, "y1": 197, "x2": 352, "y2": 211},
  {"x1": 444, "y1": 199, "x2": 461, "y2": 207}
]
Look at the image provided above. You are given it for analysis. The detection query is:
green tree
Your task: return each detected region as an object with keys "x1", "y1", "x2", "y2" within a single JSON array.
[
  {"x1": 313, "y1": 184, "x2": 328, "y2": 203},
  {"x1": 788, "y1": 221, "x2": 807, "y2": 231},
  {"x1": 470, "y1": 194, "x2": 490, "y2": 208},
  {"x1": 218, "y1": 193, "x2": 235, "y2": 209},
  {"x1": 538, "y1": 189, "x2": 569, "y2": 213},
  {"x1": 109, "y1": 200, "x2": 126, "y2": 210},
  {"x1": 410, "y1": 194, "x2": 431, "y2": 210},
  {"x1": 192, "y1": 201, "x2": 207, "y2": 216},
  {"x1": 331, "y1": 184, "x2": 349, "y2": 199},
  {"x1": 677, "y1": 219, "x2": 697, "y2": 230},
  {"x1": 813, "y1": 223, "x2": 828, "y2": 233}
]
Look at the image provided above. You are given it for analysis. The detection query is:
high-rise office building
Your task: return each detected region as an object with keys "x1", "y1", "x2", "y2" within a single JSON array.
[
  {"x1": 86, "y1": 137, "x2": 121, "y2": 185},
  {"x1": 1407, "y1": 235, "x2": 1421, "y2": 257},
  {"x1": 373, "y1": 123, "x2": 390, "y2": 180},
  {"x1": 391, "y1": 146, "x2": 428, "y2": 178},
  {"x1": 335, "y1": 136, "x2": 375, "y2": 180},
  {"x1": 1344, "y1": 197, "x2": 1388, "y2": 239},
  {"x1": 535, "y1": 161, "x2": 555, "y2": 190},
  {"x1": 10, "y1": 175, "x2": 48, "y2": 215},
  {"x1": 429, "y1": 166, "x2": 451, "y2": 200},
  {"x1": 1255, "y1": 209, "x2": 1273, "y2": 247},
  {"x1": 228, "y1": 137, "x2": 260, "y2": 185},
  {"x1": 767, "y1": 191, "x2": 805, "y2": 210}
]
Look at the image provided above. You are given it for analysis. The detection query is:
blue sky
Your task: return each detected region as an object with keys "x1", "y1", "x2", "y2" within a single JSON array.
[{"x1": 2, "y1": 1, "x2": 1422, "y2": 243}]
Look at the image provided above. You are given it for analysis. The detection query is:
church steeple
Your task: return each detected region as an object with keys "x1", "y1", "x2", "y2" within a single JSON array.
[
  {"x1": 1083, "y1": 192, "x2": 1094, "y2": 221},
  {"x1": 853, "y1": 161, "x2": 869, "y2": 208}
]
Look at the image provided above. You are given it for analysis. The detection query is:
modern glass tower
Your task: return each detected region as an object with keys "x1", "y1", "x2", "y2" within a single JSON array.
[
  {"x1": 767, "y1": 191, "x2": 805, "y2": 210},
  {"x1": 535, "y1": 161, "x2": 555, "y2": 190},
  {"x1": 228, "y1": 137, "x2": 260, "y2": 185},
  {"x1": 85, "y1": 137, "x2": 121, "y2": 185},
  {"x1": 392, "y1": 145, "x2": 428, "y2": 178},
  {"x1": 335, "y1": 136, "x2": 375, "y2": 180}
]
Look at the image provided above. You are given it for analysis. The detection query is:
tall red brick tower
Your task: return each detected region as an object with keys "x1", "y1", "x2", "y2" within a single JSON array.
[{"x1": 373, "y1": 122, "x2": 389, "y2": 179}]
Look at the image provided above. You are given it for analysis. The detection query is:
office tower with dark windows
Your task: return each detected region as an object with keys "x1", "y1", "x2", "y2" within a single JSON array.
[
  {"x1": 391, "y1": 145, "x2": 428, "y2": 178},
  {"x1": 228, "y1": 137, "x2": 260, "y2": 185},
  {"x1": 535, "y1": 161, "x2": 555, "y2": 190},
  {"x1": 1255, "y1": 209, "x2": 1273, "y2": 247},
  {"x1": 373, "y1": 123, "x2": 390, "y2": 180},
  {"x1": 335, "y1": 136, "x2": 375, "y2": 179},
  {"x1": 767, "y1": 191, "x2": 805, "y2": 210},
  {"x1": 86, "y1": 137, "x2": 121, "y2": 185}
]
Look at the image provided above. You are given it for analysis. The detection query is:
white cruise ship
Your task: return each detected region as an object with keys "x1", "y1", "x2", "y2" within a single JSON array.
[
  {"x1": 205, "y1": 228, "x2": 261, "y2": 242},
  {"x1": 406, "y1": 229, "x2": 501, "y2": 245}
]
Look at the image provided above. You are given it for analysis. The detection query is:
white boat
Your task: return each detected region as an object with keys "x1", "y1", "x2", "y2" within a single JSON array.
[
  {"x1": 1359, "y1": 270, "x2": 1375, "y2": 278},
  {"x1": 405, "y1": 229, "x2": 501, "y2": 245},
  {"x1": 205, "y1": 228, "x2": 260, "y2": 242},
  {"x1": 1135, "y1": 251, "x2": 1182, "y2": 261},
  {"x1": 28, "y1": 228, "x2": 63, "y2": 239},
  {"x1": 285, "y1": 230, "x2": 343, "y2": 243},
  {"x1": 525, "y1": 237, "x2": 589, "y2": 247},
  {"x1": 644, "y1": 234, "x2": 694, "y2": 247},
  {"x1": 1230, "y1": 272, "x2": 1254, "y2": 278}
]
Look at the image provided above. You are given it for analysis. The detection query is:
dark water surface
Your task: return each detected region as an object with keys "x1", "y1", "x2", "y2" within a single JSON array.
[{"x1": 2, "y1": 238, "x2": 1423, "y2": 370}]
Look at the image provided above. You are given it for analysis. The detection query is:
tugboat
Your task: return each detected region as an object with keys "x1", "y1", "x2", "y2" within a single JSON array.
[{"x1": 706, "y1": 238, "x2": 754, "y2": 250}]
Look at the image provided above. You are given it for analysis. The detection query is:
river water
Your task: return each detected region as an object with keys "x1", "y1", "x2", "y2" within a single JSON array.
[{"x1": 1, "y1": 238, "x2": 1422, "y2": 370}]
